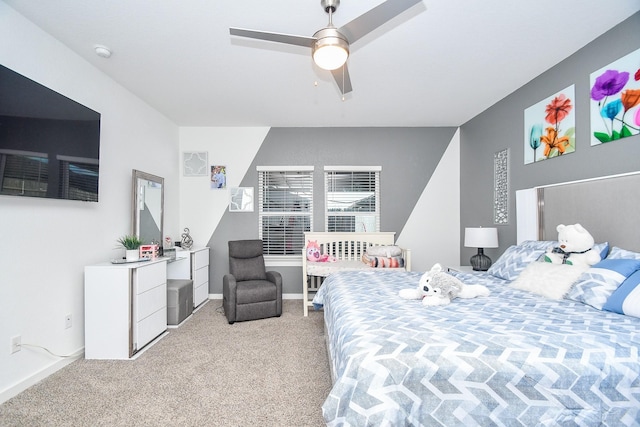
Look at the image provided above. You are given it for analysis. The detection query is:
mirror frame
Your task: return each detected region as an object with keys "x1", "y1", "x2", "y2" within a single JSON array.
[{"x1": 131, "y1": 169, "x2": 164, "y2": 250}]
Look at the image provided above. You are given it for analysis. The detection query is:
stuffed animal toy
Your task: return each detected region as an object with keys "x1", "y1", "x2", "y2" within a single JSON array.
[
  {"x1": 306, "y1": 240, "x2": 337, "y2": 263},
  {"x1": 399, "y1": 263, "x2": 490, "y2": 306},
  {"x1": 544, "y1": 223, "x2": 600, "y2": 267}
]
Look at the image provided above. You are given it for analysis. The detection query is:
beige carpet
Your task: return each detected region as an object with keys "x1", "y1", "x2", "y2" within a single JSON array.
[{"x1": 0, "y1": 300, "x2": 332, "y2": 427}]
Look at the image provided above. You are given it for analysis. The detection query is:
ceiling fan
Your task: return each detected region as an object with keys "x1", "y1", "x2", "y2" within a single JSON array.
[{"x1": 230, "y1": 0, "x2": 422, "y2": 96}]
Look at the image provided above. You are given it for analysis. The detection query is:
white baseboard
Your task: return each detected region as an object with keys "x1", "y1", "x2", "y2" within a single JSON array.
[
  {"x1": 208, "y1": 293, "x2": 303, "y2": 300},
  {"x1": 0, "y1": 347, "x2": 84, "y2": 404}
]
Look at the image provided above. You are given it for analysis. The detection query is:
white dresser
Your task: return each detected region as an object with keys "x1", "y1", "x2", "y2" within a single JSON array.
[
  {"x1": 167, "y1": 247, "x2": 210, "y2": 308},
  {"x1": 84, "y1": 258, "x2": 168, "y2": 359}
]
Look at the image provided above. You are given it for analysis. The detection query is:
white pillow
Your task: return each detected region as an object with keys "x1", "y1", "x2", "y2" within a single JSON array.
[
  {"x1": 511, "y1": 262, "x2": 589, "y2": 300},
  {"x1": 366, "y1": 245, "x2": 402, "y2": 257}
]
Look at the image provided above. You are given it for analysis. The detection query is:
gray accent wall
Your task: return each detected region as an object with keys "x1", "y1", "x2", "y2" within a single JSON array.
[
  {"x1": 460, "y1": 12, "x2": 640, "y2": 265},
  {"x1": 208, "y1": 126, "x2": 457, "y2": 294}
]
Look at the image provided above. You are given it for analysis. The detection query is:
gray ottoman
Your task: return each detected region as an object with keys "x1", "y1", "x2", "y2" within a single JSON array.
[{"x1": 167, "y1": 279, "x2": 193, "y2": 326}]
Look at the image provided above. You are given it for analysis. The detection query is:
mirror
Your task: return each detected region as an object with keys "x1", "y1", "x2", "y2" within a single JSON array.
[{"x1": 132, "y1": 169, "x2": 164, "y2": 248}]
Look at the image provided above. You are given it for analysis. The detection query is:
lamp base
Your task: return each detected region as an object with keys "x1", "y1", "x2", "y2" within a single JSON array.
[{"x1": 470, "y1": 248, "x2": 492, "y2": 271}]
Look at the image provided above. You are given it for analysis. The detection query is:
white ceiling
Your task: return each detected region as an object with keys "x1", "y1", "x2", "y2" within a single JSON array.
[{"x1": 4, "y1": 0, "x2": 639, "y2": 127}]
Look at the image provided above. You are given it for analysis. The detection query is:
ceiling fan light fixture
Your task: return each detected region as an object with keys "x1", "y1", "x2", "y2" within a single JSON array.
[{"x1": 312, "y1": 28, "x2": 349, "y2": 71}]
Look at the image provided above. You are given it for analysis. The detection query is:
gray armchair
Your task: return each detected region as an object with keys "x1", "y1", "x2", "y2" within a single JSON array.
[{"x1": 223, "y1": 239, "x2": 282, "y2": 324}]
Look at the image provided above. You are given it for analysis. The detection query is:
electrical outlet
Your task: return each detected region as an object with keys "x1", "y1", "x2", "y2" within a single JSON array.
[
  {"x1": 10, "y1": 335, "x2": 21, "y2": 354},
  {"x1": 65, "y1": 314, "x2": 72, "y2": 329}
]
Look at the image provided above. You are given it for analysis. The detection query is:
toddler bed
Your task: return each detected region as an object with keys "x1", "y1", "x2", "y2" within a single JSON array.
[
  {"x1": 313, "y1": 173, "x2": 640, "y2": 426},
  {"x1": 302, "y1": 232, "x2": 411, "y2": 316}
]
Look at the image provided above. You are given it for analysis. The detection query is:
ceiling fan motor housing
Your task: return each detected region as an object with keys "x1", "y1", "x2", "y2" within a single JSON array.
[
  {"x1": 312, "y1": 27, "x2": 349, "y2": 70},
  {"x1": 321, "y1": 0, "x2": 340, "y2": 13}
]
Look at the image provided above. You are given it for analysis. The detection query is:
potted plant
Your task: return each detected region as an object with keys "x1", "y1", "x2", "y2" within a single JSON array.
[{"x1": 117, "y1": 235, "x2": 143, "y2": 262}]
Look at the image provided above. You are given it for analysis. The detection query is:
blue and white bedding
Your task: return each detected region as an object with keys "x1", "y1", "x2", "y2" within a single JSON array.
[{"x1": 313, "y1": 269, "x2": 640, "y2": 426}]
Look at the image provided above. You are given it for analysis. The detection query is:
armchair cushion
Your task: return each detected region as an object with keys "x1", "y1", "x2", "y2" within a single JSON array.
[
  {"x1": 236, "y1": 280, "x2": 278, "y2": 304},
  {"x1": 229, "y1": 256, "x2": 267, "y2": 281}
]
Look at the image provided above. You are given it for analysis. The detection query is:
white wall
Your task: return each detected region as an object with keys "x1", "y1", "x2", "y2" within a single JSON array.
[
  {"x1": 178, "y1": 127, "x2": 269, "y2": 248},
  {"x1": 397, "y1": 130, "x2": 461, "y2": 271},
  {"x1": 0, "y1": 3, "x2": 179, "y2": 402}
]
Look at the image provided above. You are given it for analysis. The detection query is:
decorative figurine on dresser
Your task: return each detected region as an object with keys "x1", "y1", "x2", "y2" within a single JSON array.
[
  {"x1": 168, "y1": 227, "x2": 209, "y2": 309},
  {"x1": 181, "y1": 227, "x2": 193, "y2": 250}
]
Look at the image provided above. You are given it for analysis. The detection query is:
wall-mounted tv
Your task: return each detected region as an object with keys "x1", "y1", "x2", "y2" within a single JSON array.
[{"x1": 0, "y1": 64, "x2": 101, "y2": 202}]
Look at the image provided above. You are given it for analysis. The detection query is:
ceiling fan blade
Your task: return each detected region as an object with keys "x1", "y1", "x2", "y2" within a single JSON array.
[
  {"x1": 338, "y1": 0, "x2": 422, "y2": 44},
  {"x1": 331, "y1": 64, "x2": 352, "y2": 95},
  {"x1": 230, "y1": 28, "x2": 315, "y2": 48}
]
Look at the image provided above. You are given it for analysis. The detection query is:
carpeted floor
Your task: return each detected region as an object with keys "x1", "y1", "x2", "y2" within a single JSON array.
[{"x1": 0, "y1": 300, "x2": 331, "y2": 427}]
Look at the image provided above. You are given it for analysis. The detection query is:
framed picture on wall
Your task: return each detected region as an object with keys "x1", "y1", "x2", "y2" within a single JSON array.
[
  {"x1": 210, "y1": 165, "x2": 227, "y2": 189},
  {"x1": 524, "y1": 85, "x2": 576, "y2": 164},
  {"x1": 229, "y1": 187, "x2": 254, "y2": 212},
  {"x1": 590, "y1": 47, "x2": 640, "y2": 146},
  {"x1": 183, "y1": 152, "x2": 208, "y2": 176}
]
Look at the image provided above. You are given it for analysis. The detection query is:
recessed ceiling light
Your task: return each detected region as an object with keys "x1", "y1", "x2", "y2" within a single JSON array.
[{"x1": 94, "y1": 45, "x2": 112, "y2": 58}]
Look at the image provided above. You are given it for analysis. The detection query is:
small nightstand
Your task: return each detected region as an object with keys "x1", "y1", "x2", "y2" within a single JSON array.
[{"x1": 447, "y1": 265, "x2": 474, "y2": 273}]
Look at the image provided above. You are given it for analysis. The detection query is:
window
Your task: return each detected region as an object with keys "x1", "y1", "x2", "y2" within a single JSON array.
[
  {"x1": 258, "y1": 166, "x2": 313, "y2": 257},
  {"x1": 325, "y1": 166, "x2": 380, "y2": 232}
]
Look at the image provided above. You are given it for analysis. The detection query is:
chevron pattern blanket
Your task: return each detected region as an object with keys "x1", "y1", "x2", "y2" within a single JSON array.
[{"x1": 313, "y1": 270, "x2": 640, "y2": 426}]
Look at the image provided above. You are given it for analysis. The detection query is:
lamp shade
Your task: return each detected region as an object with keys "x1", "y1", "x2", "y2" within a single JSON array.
[
  {"x1": 312, "y1": 28, "x2": 349, "y2": 71},
  {"x1": 464, "y1": 227, "x2": 499, "y2": 248},
  {"x1": 465, "y1": 227, "x2": 499, "y2": 271}
]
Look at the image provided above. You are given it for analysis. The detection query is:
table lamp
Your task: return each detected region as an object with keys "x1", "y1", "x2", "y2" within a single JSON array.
[{"x1": 464, "y1": 227, "x2": 499, "y2": 271}]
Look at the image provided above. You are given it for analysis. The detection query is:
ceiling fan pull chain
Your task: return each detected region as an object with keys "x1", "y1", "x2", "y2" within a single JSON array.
[{"x1": 342, "y1": 65, "x2": 345, "y2": 101}]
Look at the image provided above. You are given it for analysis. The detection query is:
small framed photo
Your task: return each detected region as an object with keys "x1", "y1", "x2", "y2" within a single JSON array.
[
  {"x1": 229, "y1": 187, "x2": 254, "y2": 212},
  {"x1": 211, "y1": 165, "x2": 227, "y2": 189}
]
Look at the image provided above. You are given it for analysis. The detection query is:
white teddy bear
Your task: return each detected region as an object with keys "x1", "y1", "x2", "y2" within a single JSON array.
[
  {"x1": 544, "y1": 223, "x2": 601, "y2": 267},
  {"x1": 399, "y1": 263, "x2": 490, "y2": 306}
]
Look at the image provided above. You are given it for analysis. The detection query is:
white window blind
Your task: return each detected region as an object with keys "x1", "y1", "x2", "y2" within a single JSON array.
[
  {"x1": 325, "y1": 166, "x2": 380, "y2": 232},
  {"x1": 258, "y1": 167, "x2": 313, "y2": 256}
]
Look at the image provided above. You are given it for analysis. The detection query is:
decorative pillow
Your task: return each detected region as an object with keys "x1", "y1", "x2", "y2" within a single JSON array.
[
  {"x1": 565, "y1": 258, "x2": 640, "y2": 310},
  {"x1": 362, "y1": 253, "x2": 404, "y2": 268},
  {"x1": 519, "y1": 240, "x2": 557, "y2": 250},
  {"x1": 366, "y1": 245, "x2": 402, "y2": 257},
  {"x1": 607, "y1": 246, "x2": 640, "y2": 260},
  {"x1": 603, "y1": 270, "x2": 640, "y2": 318},
  {"x1": 486, "y1": 245, "x2": 546, "y2": 281},
  {"x1": 593, "y1": 242, "x2": 610, "y2": 260},
  {"x1": 511, "y1": 262, "x2": 588, "y2": 300}
]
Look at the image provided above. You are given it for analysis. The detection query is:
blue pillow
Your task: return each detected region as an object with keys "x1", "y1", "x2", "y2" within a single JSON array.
[
  {"x1": 603, "y1": 270, "x2": 640, "y2": 318},
  {"x1": 593, "y1": 242, "x2": 610, "y2": 260},
  {"x1": 487, "y1": 245, "x2": 545, "y2": 281},
  {"x1": 607, "y1": 246, "x2": 640, "y2": 260},
  {"x1": 566, "y1": 258, "x2": 640, "y2": 310}
]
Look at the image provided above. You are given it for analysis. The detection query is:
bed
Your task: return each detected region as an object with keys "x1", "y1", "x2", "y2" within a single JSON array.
[{"x1": 313, "y1": 173, "x2": 640, "y2": 426}]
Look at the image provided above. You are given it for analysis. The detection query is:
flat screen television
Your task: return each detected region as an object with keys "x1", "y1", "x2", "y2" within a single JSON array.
[{"x1": 0, "y1": 64, "x2": 101, "y2": 202}]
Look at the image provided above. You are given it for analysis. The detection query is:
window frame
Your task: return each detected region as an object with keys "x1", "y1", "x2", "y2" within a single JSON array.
[
  {"x1": 257, "y1": 166, "x2": 314, "y2": 265},
  {"x1": 324, "y1": 165, "x2": 381, "y2": 233}
]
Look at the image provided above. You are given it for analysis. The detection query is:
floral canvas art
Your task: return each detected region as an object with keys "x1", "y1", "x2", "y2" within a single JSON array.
[
  {"x1": 590, "y1": 47, "x2": 640, "y2": 146},
  {"x1": 524, "y1": 85, "x2": 576, "y2": 164}
]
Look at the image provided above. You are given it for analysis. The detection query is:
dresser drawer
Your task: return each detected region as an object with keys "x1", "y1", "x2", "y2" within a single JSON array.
[
  {"x1": 135, "y1": 262, "x2": 166, "y2": 294},
  {"x1": 135, "y1": 307, "x2": 166, "y2": 350},
  {"x1": 136, "y1": 283, "x2": 166, "y2": 321},
  {"x1": 193, "y1": 248, "x2": 209, "y2": 268},
  {"x1": 193, "y1": 266, "x2": 208, "y2": 287},
  {"x1": 194, "y1": 281, "x2": 208, "y2": 307}
]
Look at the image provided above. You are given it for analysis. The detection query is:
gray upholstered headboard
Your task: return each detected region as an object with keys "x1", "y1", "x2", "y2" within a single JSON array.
[{"x1": 518, "y1": 172, "x2": 640, "y2": 253}]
